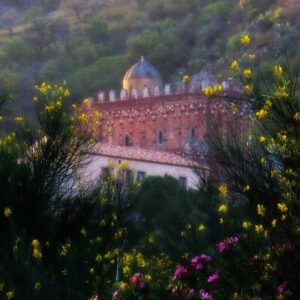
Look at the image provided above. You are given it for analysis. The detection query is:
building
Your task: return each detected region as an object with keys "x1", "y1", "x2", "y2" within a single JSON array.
[
  {"x1": 85, "y1": 143, "x2": 208, "y2": 189},
  {"x1": 84, "y1": 57, "x2": 248, "y2": 186}
]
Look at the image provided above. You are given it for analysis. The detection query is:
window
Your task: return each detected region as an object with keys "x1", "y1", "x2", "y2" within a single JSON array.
[
  {"x1": 191, "y1": 128, "x2": 195, "y2": 138},
  {"x1": 158, "y1": 131, "x2": 163, "y2": 145},
  {"x1": 137, "y1": 171, "x2": 146, "y2": 182},
  {"x1": 179, "y1": 176, "x2": 187, "y2": 189},
  {"x1": 125, "y1": 169, "x2": 133, "y2": 181},
  {"x1": 125, "y1": 135, "x2": 130, "y2": 146}
]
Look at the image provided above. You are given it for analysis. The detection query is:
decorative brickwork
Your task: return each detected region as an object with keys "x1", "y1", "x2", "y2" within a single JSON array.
[{"x1": 87, "y1": 91, "x2": 249, "y2": 160}]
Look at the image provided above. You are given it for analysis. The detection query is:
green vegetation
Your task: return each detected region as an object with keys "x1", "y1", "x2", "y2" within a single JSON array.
[
  {"x1": 0, "y1": 0, "x2": 299, "y2": 117},
  {"x1": 1, "y1": 61, "x2": 300, "y2": 298}
]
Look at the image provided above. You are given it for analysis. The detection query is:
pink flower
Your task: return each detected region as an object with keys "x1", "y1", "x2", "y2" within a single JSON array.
[
  {"x1": 130, "y1": 272, "x2": 142, "y2": 285},
  {"x1": 207, "y1": 271, "x2": 220, "y2": 283},
  {"x1": 113, "y1": 290, "x2": 120, "y2": 298},
  {"x1": 277, "y1": 284, "x2": 285, "y2": 294},
  {"x1": 93, "y1": 296, "x2": 100, "y2": 300},
  {"x1": 188, "y1": 288, "x2": 195, "y2": 295},
  {"x1": 200, "y1": 289, "x2": 213, "y2": 300},
  {"x1": 199, "y1": 254, "x2": 212, "y2": 263},
  {"x1": 171, "y1": 286, "x2": 181, "y2": 297},
  {"x1": 172, "y1": 264, "x2": 188, "y2": 280},
  {"x1": 191, "y1": 254, "x2": 212, "y2": 270},
  {"x1": 130, "y1": 272, "x2": 146, "y2": 289},
  {"x1": 191, "y1": 257, "x2": 204, "y2": 270},
  {"x1": 253, "y1": 255, "x2": 260, "y2": 261},
  {"x1": 216, "y1": 241, "x2": 228, "y2": 252}
]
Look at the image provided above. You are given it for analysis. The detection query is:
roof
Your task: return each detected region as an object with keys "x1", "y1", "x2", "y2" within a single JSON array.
[
  {"x1": 190, "y1": 69, "x2": 218, "y2": 89},
  {"x1": 90, "y1": 143, "x2": 205, "y2": 169},
  {"x1": 123, "y1": 56, "x2": 161, "y2": 80}
]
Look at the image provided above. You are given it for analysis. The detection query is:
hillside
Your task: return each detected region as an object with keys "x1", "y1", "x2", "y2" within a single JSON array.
[{"x1": 0, "y1": 0, "x2": 299, "y2": 116}]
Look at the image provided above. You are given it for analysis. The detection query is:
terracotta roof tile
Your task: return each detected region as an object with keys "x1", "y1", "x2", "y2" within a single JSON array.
[{"x1": 90, "y1": 143, "x2": 203, "y2": 168}]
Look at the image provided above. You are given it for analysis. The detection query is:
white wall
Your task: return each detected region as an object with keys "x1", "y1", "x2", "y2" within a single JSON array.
[{"x1": 83, "y1": 155, "x2": 200, "y2": 189}]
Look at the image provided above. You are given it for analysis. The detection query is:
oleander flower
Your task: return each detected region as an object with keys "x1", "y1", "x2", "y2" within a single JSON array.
[
  {"x1": 172, "y1": 264, "x2": 188, "y2": 280},
  {"x1": 216, "y1": 241, "x2": 228, "y2": 253},
  {"x1": 112, "y1": 290, "x2": 120, "y2": 298},
  {"x1": 207, "y1": 271, "x2": 220, "y2": 283},
  {"x1": 200, "y1": 289, "x2": 213, "y2": 300},
  {"x1": 171, "y1": 286, "x2": 181, "y2": 297}
]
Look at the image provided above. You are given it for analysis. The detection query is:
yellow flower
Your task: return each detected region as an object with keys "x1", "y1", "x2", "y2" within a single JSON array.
[
  {"x1": 277, "y1": 202, "x2": 288, "y2": 213},
  {"x1": 82, "y1": 98, "x2": 90, "y2": 106},
  {"x1": 242, "y1": 221, "x2": 252, "y2": 229},
  {"x1": 33, "y1": 248, "x2": 42, "y2": 260},
  {"x1": 218, "y1": 204, "x2": 228, "y2": 213},
  {"x1": 204, "y1": 86, "x2": 214, "y2": 97},
  {"x1": 243, "y1": 69, "x2": 252, "y2": 78},
  {"x1": 198, "y1": 224, "x2": 206, "y2": 231},
  {"x1": 255, "y1": 224, "x2": 264, "y2": 233},
  {"x1": 219, "y1": 218, "x2": 224, "y2": 224},
  {"x1": 242, "y1": 185, "x2": 250, "y2": 192},
  {"x1": 6, "y1": 290, "x2": 14, "y2": 299},
  {"x1": 281, "y1": 214, "x2": 287, "y2": 221},
  {"x1": 123, "y1": 265, "x2": 131, "y2": 277},
  {"x1": 264, "y1": 100, "x2": 272, "y2": 108},
  {"x1": 89, "y1": 268, "x2": 95, "y2": 275},
  {"x1": 33, "y1": 96, "x2": 39, "y2": 103},
  {"x1": 259, "y1": 136, "x2": 266, "y2": 143},
  {"x1": 256, "y1": 109, "x2": 268, "y2": 119},
  {"x1": 244, "y1": 84, "x2": 253, "y2": 94},
  {"x1": 275, "y1": 87, "x2": 288, "y2": 98},
  {"x1": 32, "y1": 239, "x2": 40, "y2": 248},
  {"x1": 59, "y1": 240, "x2": 71, "y2": 256},
  {"x1": 136, "y1": 253, "x2": 146, "y2": 267},
  {"x1": 218, "y1": 183, "x2": 228, "y2": 198},
  {"x1": 248, "y1": 54, "x2": 256, "y2": 60},
  {"x1": 64, "y1": 89, "x2": 71, "y2": 97},
  {"x1": 271, "y1": 219, "x2": 277, "y2": 228},
  {"x1": 34, "y1": 282, "x2": 41, "y2": 291},
  {"x1": 14, "y1": 116, "x2": 24, "y2": 123},
  {"x1": 3, "y1": 207, "x2": 12, "y2": 218},
  {"x1": 274, "y1": 65, "x2": 283, "y2": 77},
  {"x1": 230, "y1": 60, "x2": 238, "y2": 69},
  {"x1": 185, "y1": 223, "x2": 192, "y2": 230},
  {"x1": 95, "y1": 254, "x2": 102, "y2": 263},
  {"x1": 240, "y1": 34, "x2": 251, "y2": 45},
  {"x1": 148, "y1": 234, "x2": 155, "y2": 244},
  {"x1": 182, "y1": 74, "x2": 190, "y2": 83},
  {"x1": 145, "y1": 274, "x2": 152, "y2": 281},
  {"x1": 119, "y1": 281, "x2": 128, "y2": 291},
  {"x1": 61, "y1": 269, "x2": 68, "y2": 276},
  {"x1": 80, "y1": 227, "x2": 87, "y2": 237},
  {"x1": 293, "y1": 112, "x2": 300, "y2": 121},
  {"x1": 277, "y1": 132, "x2": 287, "y2": 142},
  {"x1": 257, "y1": 204, "x2": 266, "y2": 217},
  {"x1": 116, "y1": 160, "x2": 130, "y2": 173}
]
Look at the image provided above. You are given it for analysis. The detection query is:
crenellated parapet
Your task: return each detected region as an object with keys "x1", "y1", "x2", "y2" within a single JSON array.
[{"x1": 88, "y1": 80, "x2": 243, "y2": 104}]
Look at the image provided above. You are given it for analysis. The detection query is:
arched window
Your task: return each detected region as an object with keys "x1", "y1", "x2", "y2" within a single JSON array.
[
  {"x1": 125, "y1": 135, "x2": 130, "y2": 146},
  {"x1": 158, "y1": 131, "x2": 163, "y2": 145}
]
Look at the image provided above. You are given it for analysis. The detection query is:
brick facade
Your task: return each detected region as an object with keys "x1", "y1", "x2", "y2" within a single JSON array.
[{"x1": 89, "y1": 91, "x2": 249, "y2": 159}]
